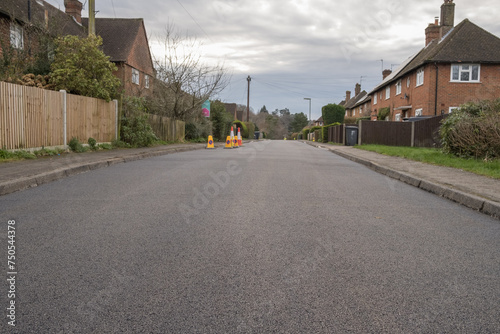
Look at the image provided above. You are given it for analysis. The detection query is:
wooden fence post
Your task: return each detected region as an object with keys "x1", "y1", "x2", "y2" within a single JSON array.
[
  {"x1": 411, "y1": 121, "x2": 416, "y2": 147},
  {"x1": 358, "y1": 121, "x2": 362, "y2": 146},
  {"x1": 60, "y1": 90, "x2": 67, "y2": 149},
  {"x1": 114, "y1": 99, "x2": 118, "y2": 141}
]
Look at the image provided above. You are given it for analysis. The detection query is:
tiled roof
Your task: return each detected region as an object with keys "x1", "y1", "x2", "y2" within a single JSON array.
[
  {"x1": 344, "y1": 90, "x2": 368, "y2": 109},
  {"x1": 370, "y1": 19, "x2": 500, "y2": 93},
  {"x1": 82, "y1": 18, "x2": 143, "y2": 62},
  {"x1": 0, "y1": 0, "x2": 84, "y2": 37}
]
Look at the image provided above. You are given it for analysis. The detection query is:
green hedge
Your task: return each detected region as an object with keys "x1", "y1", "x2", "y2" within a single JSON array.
[{"x1": 244, "y1": 122, "x2": 255, "y2": 139}]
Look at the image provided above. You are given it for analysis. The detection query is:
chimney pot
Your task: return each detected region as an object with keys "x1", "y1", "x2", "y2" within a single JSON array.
[
  {"x1": 382, "y1": 69, "x2": 392, "y2": 80},
  {"x1": 346, "y1": 91, "x2": 351, "y2": 102},
  {"x1": 355, "y1": 83, "x2": 361, "y2": 96},
  {"x1": 64, "y1": 0, "x2": 83, "y2": 24}
]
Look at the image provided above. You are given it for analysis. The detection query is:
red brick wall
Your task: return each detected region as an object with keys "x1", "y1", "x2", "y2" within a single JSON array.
[{"x1": 371, "y1": 63, "x2": 500, "y2": 121}]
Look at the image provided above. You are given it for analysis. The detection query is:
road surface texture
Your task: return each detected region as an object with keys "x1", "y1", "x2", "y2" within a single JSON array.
[{"x1": 1, "y1": 141, "x2": 499, "y2": 333}]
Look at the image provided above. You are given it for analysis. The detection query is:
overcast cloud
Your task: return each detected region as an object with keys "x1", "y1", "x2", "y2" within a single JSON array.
[{"x1": 44, "y1": 0, "x2": 500, "y2": 120}]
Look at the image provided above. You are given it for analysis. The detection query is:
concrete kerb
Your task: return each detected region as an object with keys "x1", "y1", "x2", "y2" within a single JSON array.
[
  {"x1": 304, "y1": 141, "x2": 500, "y2": 220},
  {"x1": 0, "y1": 144, "x2": 207, "y2": 197}
]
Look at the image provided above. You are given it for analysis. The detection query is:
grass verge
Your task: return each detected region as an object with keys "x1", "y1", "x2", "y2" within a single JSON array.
[{"x1": 357, "y1": 145, "x2": 500, "y2": 179}]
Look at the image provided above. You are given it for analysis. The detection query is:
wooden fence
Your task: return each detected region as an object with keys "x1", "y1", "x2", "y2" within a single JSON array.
[
  {"x1": 359, "y1": 115, "x2": 447, "y2": 147},
  {"x1": 148, "y1": 114, "x2": 185, "y2": 142},
  {"x1": 0, "y1": 81, "x2": 117, "y2": 150}
]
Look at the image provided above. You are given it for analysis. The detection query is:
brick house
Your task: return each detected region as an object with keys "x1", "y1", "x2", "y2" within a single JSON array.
[
  {"x1": 1, "y1": 0, "x2": 155, "y2": 98},
  {"x1": 0, "y1": 0, "x2": 83, "y2": 58},
  {"x1": 370, "y1": 0, "x2": 500, "y2": 121}
]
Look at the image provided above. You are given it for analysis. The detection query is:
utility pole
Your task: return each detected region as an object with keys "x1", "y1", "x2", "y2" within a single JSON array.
[
  {"x1": 246, "y1": 75, "x2": 251, "y2": 122},
  {"x1": 89, "y1": 0, "x2": 95, "y2": 36}
]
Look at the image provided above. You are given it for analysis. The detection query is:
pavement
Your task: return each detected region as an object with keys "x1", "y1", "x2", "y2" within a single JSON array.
[{"x1": 1, "y1": 140, "x2": 499, "y2": 220}]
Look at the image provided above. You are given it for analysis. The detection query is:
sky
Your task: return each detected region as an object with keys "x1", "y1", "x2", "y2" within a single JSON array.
[{"x1": 43, "y1": 0, "x2": 500, "y2": 121}]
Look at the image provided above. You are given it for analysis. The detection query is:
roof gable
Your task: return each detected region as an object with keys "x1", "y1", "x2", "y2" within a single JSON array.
[{"x1": 82, "y1": 18, "x2": 154, "y2": 75}]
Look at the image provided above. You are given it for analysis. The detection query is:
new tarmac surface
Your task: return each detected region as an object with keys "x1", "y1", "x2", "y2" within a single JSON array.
[
  {"x1": 0, "y1": 140, "x2": 498, "y2": 333},
  {"x1": 1, "y1": 140, "x2": 499, "y2": 219}
]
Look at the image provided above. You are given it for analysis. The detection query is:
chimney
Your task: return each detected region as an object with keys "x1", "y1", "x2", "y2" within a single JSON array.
[
  {"x1": 64, "y1": 0, "x2": 83, "y2": 24},
  {"x1": 440, "y1": 0, "x2": 455, "y2": 38},
  {"x1": 345, "y1": 91, "x2": 351, "y2": 102},
  {"x1": 425, "y1": 17, "x2": 440, "y2": 46},
  {"x1": 382, "y1": 69, "x2": 392, "y2": 80},
  {"x1": 355, "y1": 83, "x2": 361, "y2": 96}
]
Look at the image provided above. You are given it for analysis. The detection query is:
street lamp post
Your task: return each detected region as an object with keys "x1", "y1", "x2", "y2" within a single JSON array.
[{"x1": 303, "y1": 98, "x2": 311, "y2": 122}]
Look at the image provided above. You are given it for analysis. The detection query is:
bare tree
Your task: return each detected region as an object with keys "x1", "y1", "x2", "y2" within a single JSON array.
[{"x1": 151, "y1": 24, "x2": 231, "y2": 121}]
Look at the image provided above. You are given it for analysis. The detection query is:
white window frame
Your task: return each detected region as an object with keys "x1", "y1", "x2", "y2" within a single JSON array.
[
  {"x1": 395, "y1": 80, "x2": 402, "y2": 95},
  {"x1": 407, "y1": 77, "x2": 410, "y2": 88},
  {"x1": 415, "y1": 108, "x2": 423, "y2": 117},
  {"x1": 449, "y1": 107, "x2": 459, "y2": 113},
  {"x1": 395, "y1": 113, "x2": 401, "y2": 121},
  {"x1": 374, "y1": 93, "x2": 377, "y2": 105},
  {"x1": 144, "y1": 74, "x2": 150, "y2": 89},
  {"x1": 416, "y1": 68, "x2": 424, "y2": 87},
  {"x1": 10, "y1": 22, "x2": 24, "y2": 49},
  {"x1": 385, "y1": 86, "x2": 390, "y2": 100},
  {"x1": 132, "y1": 68, "x2": 140, "y2": 85},
  {"x1": 451, "y1": 64, "x2": 480, "y2": 83}
]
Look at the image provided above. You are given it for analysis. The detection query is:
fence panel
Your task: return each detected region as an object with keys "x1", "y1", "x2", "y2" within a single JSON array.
[
  {"x1": 66, "y1": 93, "x2": 116, "y2": 143},
  {"x1": 148, "y1": 114, "x2": 185, "y2": 142},
  {"x1": 0, "y1": 82, "x2": 63, "y2": 150},
  {"x1": 413, "y1": 115, "x2": 448, "y2": 147},
  {"x1": 0, "y1": 82, "x2": 117, "y2": 150},
  {"x1": 328, "y1": 124, "x2": 344, "y2": 144},
  {"x1": 360, "y1": 120, "x2": 412, "y2": 146}
]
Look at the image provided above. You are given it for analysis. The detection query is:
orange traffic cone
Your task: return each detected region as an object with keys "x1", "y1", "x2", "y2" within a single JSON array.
[
  {"x1": 224, "y1": 136, "x2": 232, "y2": 149},
  {"x1": 237, "y1": 127, "x2": 243, "y2": 146},
  {"x1": 206, "y1": 135, "x2": 215, "y2": 149}
]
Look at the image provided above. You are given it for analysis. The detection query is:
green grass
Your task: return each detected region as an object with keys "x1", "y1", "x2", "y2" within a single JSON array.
[{"x1": 357, "y1": 145, "x2": 500, "y2": 179}]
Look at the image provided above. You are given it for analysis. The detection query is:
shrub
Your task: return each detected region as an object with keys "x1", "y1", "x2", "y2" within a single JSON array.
[
  {"x1": 120, "y1": 115, "x2": 158, "y2": 147},
  {"x1": 309, "y1": 126, "x2": 323, "y2": 142},
  {"x1": 302, "y1": 128, "x2": 311, "y2": 140},
  {"x1": 378, "y1": 107, "x2": 391, "y2": 121},
  {"x1": 233, "y1": 121, "x2": 248, "y2": 138},
  {"x1": 210, "y1": 100, "x2": 232, "y2": 141},
  {"x1": 88, "y1": 137, "x2": 97, "y2": 151},
  {"x1": 68, "y1": 137, "x2": 87, "y2": 153},
  {"x1": 322, "y1": 104, "x2": 345, "y2": 125},
  {"x1": 245, "y1": 122, "x2": 255, "y2": 139},
  {"x1": 440, "y1": 99, "x2": 500, "y2": 159}
]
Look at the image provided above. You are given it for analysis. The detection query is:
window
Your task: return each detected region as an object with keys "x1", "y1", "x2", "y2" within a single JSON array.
[
  {"x1": 145, "y1": 75, "x2": 150, "y2": 89},
  {"x1": 451, "y1": 64, "x2": 480, "y2": 82},
  {"x1": 415, "y1": 108, "x2": 423, "y2": 117},
  {"x1": 374, "y1": 93, "x2": 377, "y2": 105},
  {"x1": 10, "y1": 22, "x2": 24, "y2": 49},
  {"x1": 132, "y1": 68, "x2": 140, "y2": 85},
  {"x1": 395, "y1": 113, "x2": 401, "y2": 121},
  {"x1": 407, "y1": 77, "x2": 410, "y2": 88},
  {"x1": 395, "y1": 80, "x2": 402, "y2": 95},
  {"x1": 385, "y1": 86, "x2": 390, "y2": 100},
  {"x1": 416, "y1": 68, "x2": 424, "y2": 86},
  {"x1": 449, "y1": 107, "x2": 459, "y2": 113}
]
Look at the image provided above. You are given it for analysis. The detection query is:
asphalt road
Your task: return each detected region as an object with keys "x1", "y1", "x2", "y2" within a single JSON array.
[{"x1": 1, "y1": 141, "x2": 499, "y2": 333}]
